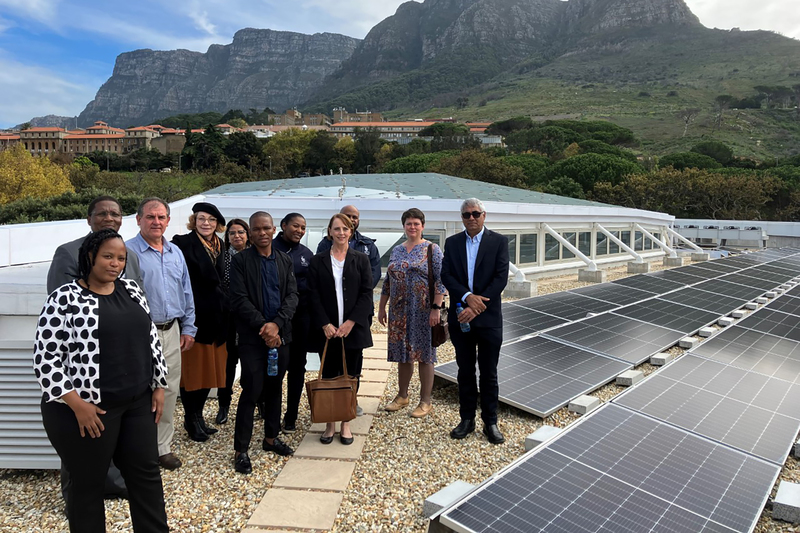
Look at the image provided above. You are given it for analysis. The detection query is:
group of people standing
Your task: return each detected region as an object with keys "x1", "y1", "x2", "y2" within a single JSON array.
[{"x1": 33, "y1": 194, "x2": 509, "y2": 532}]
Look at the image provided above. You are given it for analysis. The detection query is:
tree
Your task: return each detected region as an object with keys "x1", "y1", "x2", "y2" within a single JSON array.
[
  {"x1": 543, "y1": 153, "x2": 641, "y2": 193},
  {"x1": 543, "y1": 176, "x2": 585, "y2": 199},
  {"x1": 227, "y1": 118, "x2": 248, "y2": 129},
  {"x1": 485, "y1": 116, "x2": 534, "y2": 136},
  {"x1": 577, "y1": 140, "x2": 638, "y2": 162},
  {"x1": 304, "y1": 132, "x2": 339, "y2": 174},
  {"x1": 713, "y1": 95, "x2": 734, "y2": 130},
  {"x1": 382, "y1": 151, "x2": 459, "y2": 174},
  {"x1": 224, "y1": 132, "x2": 262, "y2": 167},
  {"x1": 691, "y1": 141, "x2": 734, "y2": 166},
  {"x1": 0, "y1": 144, "x2": 73, "y2": 204},
  {"x1": 677, "y1": 108, "x2": 701, "y2": 138},
  {"x1": 793, "y1": 84, "x2": 800, "y2": 119},
  {"x1": 353, "y1": 127, "x2": 383, "y2": 173},
  {"x1": 430, "y1": 150, "x2": 527, "y2": 188},
  {"x1": 183, "y1": 124, "x2": 228, "y2": 170},
  {"x1": 500, "y1": 154, "x2": 550, "y2": 187},
  {"x1": 456, "y1": 96, "x2": 469, "y2": 109},
  {"x1": 262, "y1": 128, "x2": 316, "y2": 177},
  {"x1": 418, "y1": 123, "x2": 470, "y2": 137},
  {"x1": 330, "y1": 137, "x2": 356, "y2": 174},
  {"x1": 505, "y1": 126, "x2": 583, "y2": 156},
  {"x1": 660, "y1": 152, "x2": 722, "y2": 171}
]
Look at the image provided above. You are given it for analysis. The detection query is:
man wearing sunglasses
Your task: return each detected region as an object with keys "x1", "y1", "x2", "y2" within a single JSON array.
[{"x1": 441, "y1": 198, "x2": 509, "y2": 444}]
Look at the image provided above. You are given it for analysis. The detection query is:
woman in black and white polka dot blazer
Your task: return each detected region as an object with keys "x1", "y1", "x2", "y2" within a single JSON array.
[{"x1": 33, "y1": 229, "x2": 170, "y2": 533}]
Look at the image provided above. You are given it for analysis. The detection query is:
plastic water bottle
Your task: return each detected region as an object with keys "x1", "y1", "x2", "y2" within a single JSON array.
[
  {"x1": 456, "y1": 303, "x2": 471, "y2": 333},
  {"x1": 267, "y1": 347, "x2": 278, "y2": 376}
]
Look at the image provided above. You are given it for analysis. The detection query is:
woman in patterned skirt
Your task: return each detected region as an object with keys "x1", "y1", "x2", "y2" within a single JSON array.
[{"x1": 378, "y1": 208, "x2": 446, "y2": 418}]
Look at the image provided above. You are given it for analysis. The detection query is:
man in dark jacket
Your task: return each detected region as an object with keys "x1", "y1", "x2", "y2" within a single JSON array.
[
  {"x1": 316, "y1": 205, "x2": 381, "y2": 288},
  {"x1": 230, "y1": 211, "x2": 299, "y2": 474},
  {"x1": 441, "y1": 198, "x2": 509, "y2": 445}
]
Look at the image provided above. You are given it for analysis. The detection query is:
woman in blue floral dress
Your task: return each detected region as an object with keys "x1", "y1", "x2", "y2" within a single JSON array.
[{"x1": 378, "y1": 208, "x2": 446, "y2": 418}]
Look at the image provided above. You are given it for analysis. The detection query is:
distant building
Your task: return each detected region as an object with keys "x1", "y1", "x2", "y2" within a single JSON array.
[
  {"x1": 330, "y1": 121, "x2": 435, "y2": 141},
  {"x1": 19, "y1": 127, "x2": 66, "y2": 155},
  {"x1": 332, "y1": 107, "x2": 383, "y2": 123},
  {"x1": 246, "y1": 124, "x2": 330, "y2": 139}
]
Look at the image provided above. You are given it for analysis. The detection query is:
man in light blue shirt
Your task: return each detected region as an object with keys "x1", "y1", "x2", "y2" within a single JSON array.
[{"x1": 127, "y1": 197, "x2": 196, "y2": 470}]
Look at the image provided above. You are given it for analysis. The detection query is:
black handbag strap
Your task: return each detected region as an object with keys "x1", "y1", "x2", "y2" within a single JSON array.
[
  {"x1": 317, "y1": 337, "x2": 348, "y2": 381},
  {"x1": 427, "y1": 244, "x2": 435, "y2": 308}
]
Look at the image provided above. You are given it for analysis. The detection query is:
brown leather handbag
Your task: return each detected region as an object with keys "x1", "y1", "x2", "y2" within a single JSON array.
[
  {"x1": 428, "y1": 244, "x2": 449, "y2": 348},
  {"x1": 306, "y1": 338, "x2": 358, "y2": 423}
]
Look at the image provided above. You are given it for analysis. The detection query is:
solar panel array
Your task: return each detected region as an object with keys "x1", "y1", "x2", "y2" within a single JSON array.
[
  {"x1": 436, "y1": 248, "x2": 798, "y2": 418},
  {"x1": 439, "y1": 248, "x2": 800, "y2": 533}
]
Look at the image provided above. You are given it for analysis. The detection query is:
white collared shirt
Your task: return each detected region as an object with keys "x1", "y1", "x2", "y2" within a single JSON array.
[{"x1": 463, "y1": 227, "x2": 485, "y2": 301}]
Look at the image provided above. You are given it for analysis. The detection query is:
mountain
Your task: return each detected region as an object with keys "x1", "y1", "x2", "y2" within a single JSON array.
[
  {"x1": 77, "y1": 29, "x2": 360, "y2": 127},
  {"x1": 15, "y1": 115, "x2": 77, "y2": 130}
]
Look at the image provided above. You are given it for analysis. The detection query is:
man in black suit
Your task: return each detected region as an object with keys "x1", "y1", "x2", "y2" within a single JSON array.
[
  {"x1": 230, "y1": 211, "x2": 299, "y2": 474},
  {"x1": 441, "y1": 198, "x2": 509, "y2": 444}
]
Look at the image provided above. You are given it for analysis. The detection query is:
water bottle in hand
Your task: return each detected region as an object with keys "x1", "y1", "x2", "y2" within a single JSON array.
[
  {"x1": 267, "y1": 347, "x2": 278, "y2": 376},
  {"x1": 456, "y1": 303, "x2": 471, "y2": 333}
]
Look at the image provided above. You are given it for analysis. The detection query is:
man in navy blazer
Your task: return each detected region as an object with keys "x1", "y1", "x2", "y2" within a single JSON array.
[{"x1": 441, "y1": 198, "x2": 509, "y2": 444}]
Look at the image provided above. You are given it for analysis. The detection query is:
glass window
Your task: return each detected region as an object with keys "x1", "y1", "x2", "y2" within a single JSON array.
[
  {"x1": 422, "y1": 233, "x2": 441, "y2": 247},
  {"x1": 634, "y1": 231, "x2": 644, "y2": 251},
  {"x1": 621, "y1": 231, "x2": 631, "y2": 249},
  {"x1": 644, "y1": 232, "x2": 653, "y2": 250},
  {"x1": 545, "y1": 234, "x2": 560, "y2": 261},
  {"x1": 562, "y1": 232, "x2": 576, "y2": 259},
  {"x1": 610, "y1": 231, "x2": 621, "y2": 254},
  {"x1": 579, "y1": 232, "x2": 592, "y2": 257},
  {"x1": 520, "y1": 234, "x2": 537, "y2": 264},
  {"x1": 596, "y1": 232, "x2": 608, "y2": 256},
  {"x1": 652, "y1": 233, "x2": 661, "y2": 250},
  {"x1": 504, "y1": 234, "x2": 517, "y2": 264}
]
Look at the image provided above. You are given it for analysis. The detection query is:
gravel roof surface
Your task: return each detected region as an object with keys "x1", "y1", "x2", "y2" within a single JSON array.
[{"x1": 2, "y1": 258, "x2": 797, "y2": 532}]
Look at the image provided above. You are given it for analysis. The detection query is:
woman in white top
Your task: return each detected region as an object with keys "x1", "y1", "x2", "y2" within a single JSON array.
[{"x1": 308, "y1": 214, "x2": 374, "y2": 445}]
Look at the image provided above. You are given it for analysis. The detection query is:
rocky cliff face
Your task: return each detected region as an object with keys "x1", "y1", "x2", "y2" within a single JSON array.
[
  {"x1": 561, "y1": 0, "x2": 701, "y2": 35},
  {"x1": 78, "y1": 29, "x2": 359, "y2": 127},
  {"x1": 14, "y1": 115, "x2": 77, "y2": 130}
]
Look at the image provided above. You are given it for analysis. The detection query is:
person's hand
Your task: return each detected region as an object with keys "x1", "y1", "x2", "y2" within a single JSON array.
[
  {"x1": 71, "y1": 398, "x2": 106, "y2": 438},
  {"x1": 336, "y1": 320, "x2": 355, "y2": 338},
  {"x1": 265, "y1": 336, "x2": 282, "y2": 348},
  {"x1": 180, "y1": 335, "x2": 195, "y2": 352},
  {"x1": 323, "y1": 324, "x2": 336, "y2": 340},
  {"x1": 457, "y1": 306, "x2": 478, "y2": 323},
  {"x1": 378, "y1": 307, "x2": 388, "y2": 326},
  {"x1": 465, "y1": 294, "x2": 489, "y2": 313},
  {"x1": 152, "y1": 388, "x2": 165, "y2": 424},
  {"x1": 429, "y1": 309, "x2": 441, "y2": 327}
]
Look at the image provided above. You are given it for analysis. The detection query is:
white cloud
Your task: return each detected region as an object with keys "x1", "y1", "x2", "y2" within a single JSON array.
[
  {"x1": 0, "y1": 54, "x2": 97, "y2": 127},
  {"x1": 686, "y1": 0, "x2": 800, "y2": 39}
]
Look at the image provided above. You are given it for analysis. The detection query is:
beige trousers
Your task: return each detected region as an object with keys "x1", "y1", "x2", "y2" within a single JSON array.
[{"x1": 156, "y1": 323, "x2": 182, "y2": 456}]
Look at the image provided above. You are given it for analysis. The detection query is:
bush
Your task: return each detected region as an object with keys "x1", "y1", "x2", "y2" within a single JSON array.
[
  {"x1": 381, "y1": 152, "x2": 459, "y2": 173},
  {"x1": 691, "y1": 141, "x2": 734, "y2": 165},
  {"x1": 544, "y1": 153, "x2": 642, "y2": 192},
  {"x1": 659, "y1": 152, "x2": 722, "y2": 170},
  {"x1": 500, "y1": 154, "x2": 550, "y2": 187},
  {"x1": 577, "y1": 140, "x2": 638, "y2": 162}
]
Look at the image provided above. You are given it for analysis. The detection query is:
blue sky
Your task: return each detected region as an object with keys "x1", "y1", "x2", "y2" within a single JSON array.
[{"x1": 0, "y1": 0, "x2": 797, "y2": 129}]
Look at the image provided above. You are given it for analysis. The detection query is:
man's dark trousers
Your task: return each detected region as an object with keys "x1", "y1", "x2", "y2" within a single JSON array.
[
  {"x1": 449, "y1": 324, "x2": 502, "y2": 425},
  {"x1": 234, "y1": 344, "x2": 290, "y2": 452}
]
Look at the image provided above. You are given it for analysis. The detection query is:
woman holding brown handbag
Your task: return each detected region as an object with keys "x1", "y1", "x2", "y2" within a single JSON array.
[
  {"x1": 308, "y1": 213, "x2": 374, "y2": 445},
  {"x1": 378, "y1": 208, "x2": 445, "y2": 418}
]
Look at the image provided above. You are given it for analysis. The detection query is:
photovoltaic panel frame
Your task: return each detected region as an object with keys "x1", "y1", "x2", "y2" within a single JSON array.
[
  {"x1": 764, "y1": 295, "x2": 800, "y2": 317},
  {"x1": 500, "y1": 303, "x2": 567, "y2": 342},
  {"x1": 611, "y1": 299, "x2": 722, "y2": 334},
  {"x1": 693, "y1": 279, "x2": 767, "y2": 301},
  {"x1": 719, "y1": 273, "x2": 782, "y2": 291},
  {"x1": 611, "y1": 274, "x2": 684, "y2": 295},
  {"x1": 659, "y1": 287, "x2": 749, "y2": 314},
  {"x1": 511, "y1": 292, "x2": 618, "y2": 321},
  {"x1": 569, "y1": 283, "x2": 654, "y2": 306},
  {"x1": 737, "y1": 308, "x2": 800, "y2": 342},
  {"x1": 613, "y1": 355, "x2": 800, "y2": 463},
  {"x1": 440, "y1": 404, "x2": 779, "y2": 533}
]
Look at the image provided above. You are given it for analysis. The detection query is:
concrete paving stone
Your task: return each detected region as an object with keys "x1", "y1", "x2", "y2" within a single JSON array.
[
  {"x1": 273, "y1": 458, "x2": 356, "y2": 491},
  {"x1": 242, "y1": 529, "x2": 298, "y2": 533},
  {"x1": 363, "y1": 350, "x2": 386, "y2": 360},
  {"x1": 357, "y1": 381, "x2": 386, "y2": 397},
  {"x1": 362, "y1": 359, "x2": 392, "y2": 370},
  {"x1": 310, "y1": 414, "x2": 374, "y2": 435},
  {"x1": 361, "y1": 369, "x2": 390, "y2": 382},
  {"x1": 773, "y1": 481, "x2": 800, "y2": 524},
  {"x1": 357, "y1": 396, "x2": 380, "y2": 414},
  {"x1": 247, "y1": 488, "x2": 342, "y2": 530},
  {"x1": 294, "y1": 433, "x2": 367, "y2": 460}
]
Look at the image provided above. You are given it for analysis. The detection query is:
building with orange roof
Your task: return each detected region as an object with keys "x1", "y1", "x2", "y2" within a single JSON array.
[
  {"x1": 329, "y1": 121, "x2": 435, "y2": 141},
  {"x1": 0, "y1": 134, "x2": 20, "y2": 151}
]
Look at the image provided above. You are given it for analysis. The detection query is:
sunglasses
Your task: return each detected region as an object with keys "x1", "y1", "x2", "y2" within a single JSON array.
[{"x1": 461, "y1": 211, "x2": 484, "y2": 219}]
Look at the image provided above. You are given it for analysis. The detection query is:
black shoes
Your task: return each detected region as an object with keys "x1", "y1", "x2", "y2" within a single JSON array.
[
  {"x1": 216, "y1": 404, "x2": 229, "y2": 425},
  {"x1": 184, "y1": 416, "x2": 209, "y2": 442},
  {"x1": 263, "y1": 437, "x2": 294, "y2": 456},
  {"x1": 340, "y1": 434, "x2": 354, "y2": 445},
  {"x1": 483, "y1": 424, "x2": 505, "y2": 445},
  {"x1": 158, "y1": 453, "x2": 182, "y2": 470},
  {"x1": 234, "y1": 452, "x2": 252, "y2": 475},
  {"x1": 320, "y1": 434, "x2": 334, "y2": 445},
  {"x1": 282, "y1": 420, "x2": 297, "y2": 433},
  {"x1": 196, "y1": 414, "x2": 218, "y2": 435},
  {"x1": 450, "y1": 419, "x2": 476, "y2": 439}
]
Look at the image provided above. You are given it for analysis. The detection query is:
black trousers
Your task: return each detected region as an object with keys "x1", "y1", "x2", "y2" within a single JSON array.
[
  {"x1": 449, "y1": 325, "x2": 502, "y2": 425},
  {"x1": 41, "y1": 391, "x2": 168, "y2": 533},
  {"x1": 284, "y1": 312, "x2": 310, "y2": 426},
  {"x1": 320, "y1": 339, "x2": 362, "y2": 391},
  {"x1": 234, "y1": 343, "x2": 290, "y2": 452},
  {"x1": 60, "y1": 459, "x2": 126, "y2": 504},
  {"x1": 218, "y1": 327, "x2": 239, "y2": 408}
]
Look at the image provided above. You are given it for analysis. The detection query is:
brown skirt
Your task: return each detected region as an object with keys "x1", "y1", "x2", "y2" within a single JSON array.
[{"x1": 180, "y1": 341, "x2": 228, "y2": 391}]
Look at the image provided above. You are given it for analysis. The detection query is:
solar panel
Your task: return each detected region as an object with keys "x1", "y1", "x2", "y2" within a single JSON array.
[
  {"x1": 738, "y1": 268, "x2": 795, "y2": 284},
  {"x1": 544, "y1": 313, "x2": 685, "y2": 364},
  {"x1": 671, "y1": 264, "x2": 729, "y2": 279},
  {"x1": 693, "y1": 279, "x2": 767, "y2": 301},
  {"x1": 614, "y1": 355, "x2": 800, "y2": 463},
  {"x1": 691, "y1": 325, "x2": 800, "y2": 380},
  {"x1": 737, "y1": 308, "x2": 800, "y2": 342},
  {"x1": 513, "y1": 292, "x2": 618, "y2": 321},
  {"x1": 440, "y1": 404, "x2": 779, "y2": 533},
  {"x1": 659, "y1": 287, "x2": 748, "y2": 314},
  {"x1": 569, "y1": 283, "x2": 653, "y2": 306},
  {"x1": 435, "y1": 336, "x2": 631, "y2": 417},
  {"x1": 719, "y1": 273, "x2": 782, "y2": 291},
  {"x1": 786, "y1": 285, "x2": 800, "y2": 298},
  {"x1": 764, "y1": 294, "x2": 800, "y2": 317},
  {"x1": 689, "y1": 261, "x2": 744, "y2": 274},
  {"x1": 501, "y1": 303, "x2": 568, "y2": 342},
  {"x1": 611, "y1": 299, "x2": 721, "y2": 334},
  {"x1": 612, "y1": 274, "x2": 684, "y2": 295},
  {"x1": 646, "y1": 268, "x2": 707, "y2": 286},
  {"x1": 749, "y1": 263, "x2": 798, "y2": 279}
]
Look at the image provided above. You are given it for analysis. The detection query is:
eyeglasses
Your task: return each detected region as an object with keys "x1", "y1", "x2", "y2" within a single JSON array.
[
  {"x1": 93, "y1": 211, "x2": 122, "y2": 220},
  {"x1": 197, "y1": 216, "x2": 217, "y2": 224},
  {"x1": 228, "y1": 230, "x2": 247, "y2": 236},
  {"x1": 461, "y1": 211, "x2": 484, "y2": 219}
]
